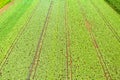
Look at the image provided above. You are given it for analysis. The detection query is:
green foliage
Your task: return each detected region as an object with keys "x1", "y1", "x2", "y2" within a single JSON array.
[
  {"x1": 105, "y1": 0, "x2": 120, "y2": 14},
  {"x1": 0, "y1": 0, "x2": 11, "y2": 8},
  {"x1": 0, "y1": 0, "x2": 120, "y2": 79}
]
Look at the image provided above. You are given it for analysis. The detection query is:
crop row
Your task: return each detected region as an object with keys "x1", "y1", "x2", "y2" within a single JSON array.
[{"x1": 0, "y1": 0, "x2": 52, "y2": 79}]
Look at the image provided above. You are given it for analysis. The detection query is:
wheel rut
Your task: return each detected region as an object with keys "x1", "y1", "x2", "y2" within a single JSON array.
[
  {"x1": 26, "y1": 1, "x2": 53, "y2": 80},
  {"x1": 64, "y1": 0, "x2": 72, "y2": 80},
  {"x1": 77, "y1": 0, "x2": 112, "y2": 80}
]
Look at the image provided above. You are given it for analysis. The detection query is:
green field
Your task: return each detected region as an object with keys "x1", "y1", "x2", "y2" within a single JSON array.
[
  {"x1": 105, "y1": 0, "x2": 120, "y2": 14},
  {"x1": 0, "y1": 0, "x2": 120, "y2": 80},
  {"x1": 0, "y1": 0, "x2": 11, "y2": 8}
]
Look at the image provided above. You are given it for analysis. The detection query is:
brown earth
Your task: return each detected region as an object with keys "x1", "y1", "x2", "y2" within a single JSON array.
[{"x1": 0, "y1": 0, "x2": 14, "y2": 14}]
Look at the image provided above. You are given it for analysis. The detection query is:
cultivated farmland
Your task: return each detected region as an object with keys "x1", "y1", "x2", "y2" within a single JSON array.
[{"x1": 0, "y1": 0, "x2": 120, "y2": 80}]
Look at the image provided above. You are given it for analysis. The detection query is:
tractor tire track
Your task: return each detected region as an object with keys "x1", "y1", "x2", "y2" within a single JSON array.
[
  {"x1": 77, "y1": 0, "x2": 112, "y2": 80},
  {"x1": 70, "y1": 55, "x2": 72, "y2": 80},
  {"x1": 90, "y1": 0, "x2": 120, "y2": 43},
  {"x1": 0, "y1": 2, "x2": 40, "y2": 72},
  {"x1": 64, "y1": 0, "x2": 72, "y2": 80},
  {"x1": 26, "y1": 1, "x2": 53, "y2": 80}
]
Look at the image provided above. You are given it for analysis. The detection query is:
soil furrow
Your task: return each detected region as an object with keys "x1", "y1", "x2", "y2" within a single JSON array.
[
  {"x1": 70, "y1": 55, "x2": 72, "y2": 80},
  {"x1": 0, "y1": 0, "x2": 14, "y2": 14},
  {"x1": 65, "y1": 0, "x2": 72, "y2": 80},
  {"x1": 26, "y1": 1, "x2": 53, "y2": 80},
  {"x1": 77, "y1": 0, "x2": 112, "y2": 80}
]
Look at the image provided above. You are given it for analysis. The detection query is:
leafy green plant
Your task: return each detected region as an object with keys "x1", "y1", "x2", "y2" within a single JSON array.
[
  {"x1": 0, "y1": 0, "x2": 11, "y2": 8},
  {"x1": 105, "y1": 0, "x2": 120, "y2": 14}
]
